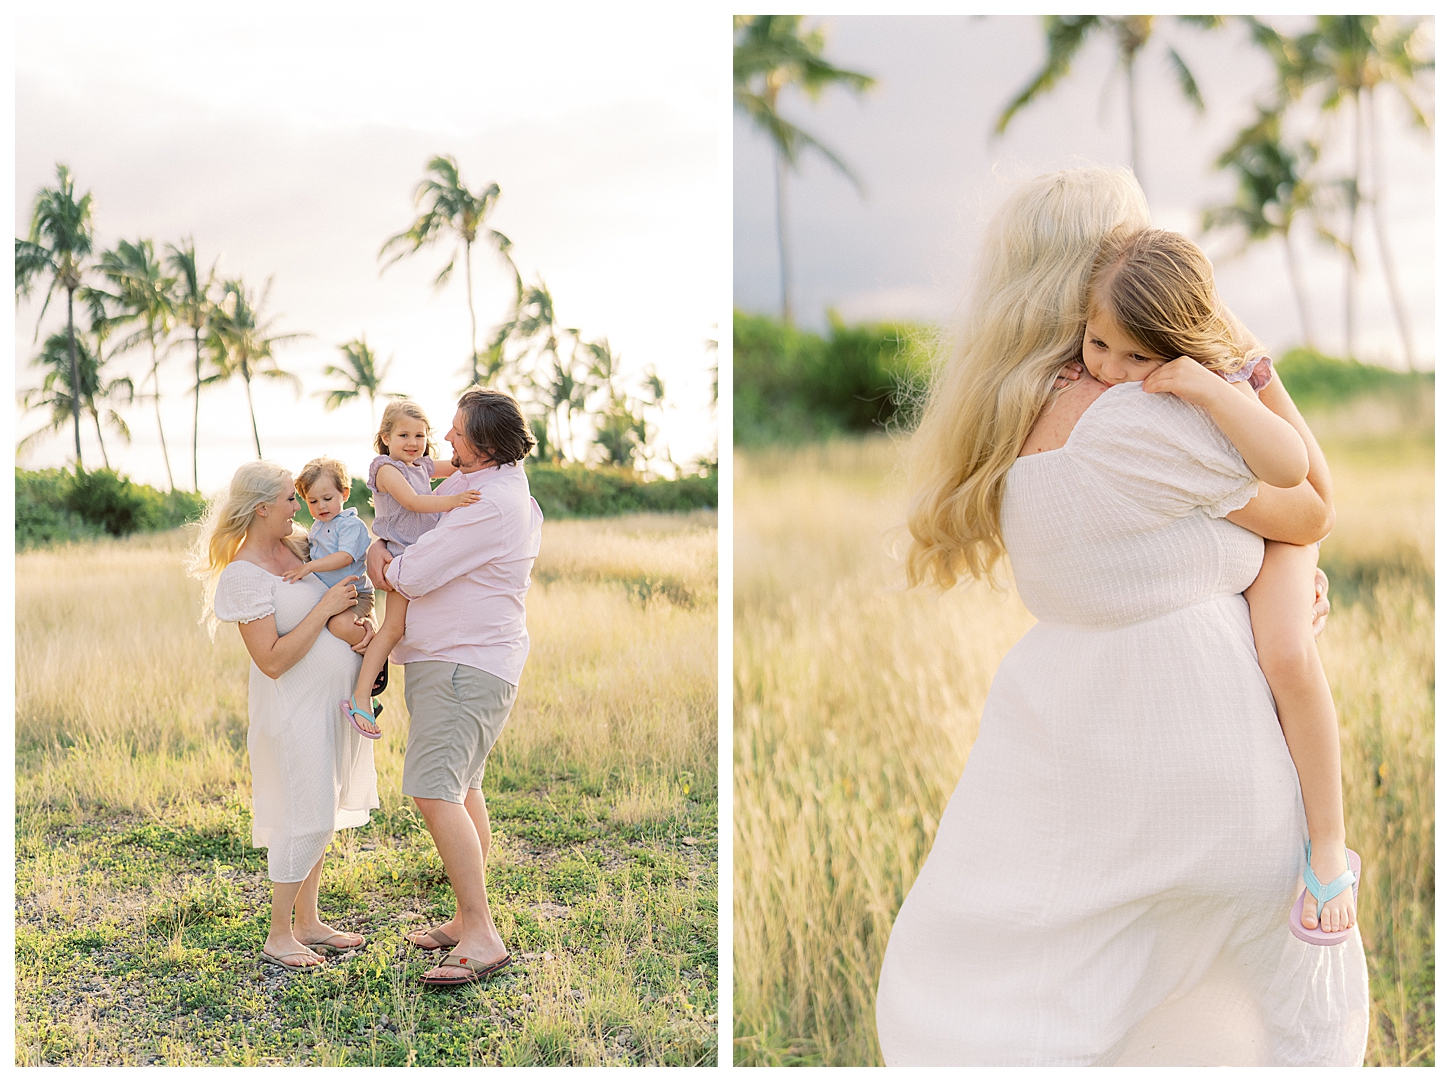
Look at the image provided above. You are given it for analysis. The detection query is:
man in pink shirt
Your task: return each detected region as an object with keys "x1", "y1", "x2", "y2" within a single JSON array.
[{"x1": 366, "y1": 388, "x2": 543, "y2": 987}]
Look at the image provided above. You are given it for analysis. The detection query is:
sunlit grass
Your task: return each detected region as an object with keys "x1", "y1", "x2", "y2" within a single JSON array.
[
  {"x1": 16, "y1": 512, "x2": 717, "y2": 1066},
  {"x1": 734, "y1": 435, "x2": 1432, "y2": 1067}
]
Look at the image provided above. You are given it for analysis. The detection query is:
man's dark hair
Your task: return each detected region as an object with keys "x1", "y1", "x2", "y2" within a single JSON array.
[{"x1": 456, "y1": 387, "x2": 536, "y2": 465}]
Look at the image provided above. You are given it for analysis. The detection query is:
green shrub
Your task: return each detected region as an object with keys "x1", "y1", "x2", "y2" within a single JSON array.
[
  {"x1": 16, "y1": 469, "x2": 205, "y2": 550},
  {"x1": 525, "y1": 463, "x2": 717, "y2": 518},
  {"x1": 1275, "y1": 349, "x2": 1432, "y2": 409},
  {"x1": 734, "y1": 310, "x2": 930, "y2": 446}
]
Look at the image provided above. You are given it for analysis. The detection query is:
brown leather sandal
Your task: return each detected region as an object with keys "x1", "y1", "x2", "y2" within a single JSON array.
[
  {"x1": 418, "y1": 948, "x2": 512, "y2": 987},
  {"x1": 404, "y1": 926, "x2": 459, "y2": 951}
]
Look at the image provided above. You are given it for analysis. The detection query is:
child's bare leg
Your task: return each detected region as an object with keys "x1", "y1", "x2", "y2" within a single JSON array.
[
  {"x1": 349, "y1": 592, "x2": 408, "y2": 733},
  {"x1": 327, "y1": 611, "x2": 366, "y2": 647},
  {"x1": 1246, "y1": 541, "x2": 1353, "y2": 934}
]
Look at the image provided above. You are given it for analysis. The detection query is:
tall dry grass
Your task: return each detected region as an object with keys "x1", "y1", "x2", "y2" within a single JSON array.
[
  {"x1": 17, "y1": 511, "x2": 718, "y2": 816},
  {"x1": 734, "y1": 434, "x2": 1432, "y2": 1066}
]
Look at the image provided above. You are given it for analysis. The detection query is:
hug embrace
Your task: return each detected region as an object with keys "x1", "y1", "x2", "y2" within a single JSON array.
[
  {"x1": 875, "y1": 167, "x2": 1369, "y2": 1065},
  {"x1": 187, "y1": 387, "x2": 543, "y2": 988}
]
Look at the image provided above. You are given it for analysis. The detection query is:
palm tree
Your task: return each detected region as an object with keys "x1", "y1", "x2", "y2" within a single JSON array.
[
  {"x1": 165, "y1": 239, "x2": 216, "y2": 490},
  {"x1": 15, "y1": 164, "x2": 96, "y2": 467},
  {"x1": 1204, "y1": 108, "x2": 1324, "y2": 349},
  {"x1": 380, "y1": 155, "x2": 520, "y2": 386},
  {"x1": 321, "y1": 336, "x2": 395, "y2": 427},
  {"x1": 734, "y1": 15, "x2": 875, "y2": 325},
  {"x1": 996, "y1": 17, "x2": 1223, "y2": 196},
  {"x1": 96, "y1": 239, "x2": 178, "y2": 489},
  {"x1": 19, "y1": 328, "x2": 133, "y2": 469},
  {"x1": 204, "y1": 278, "x2": 306, "y2": 458},
  {"x1": 1267, "y1": 16, "x2": 1432, "y2": 366}
]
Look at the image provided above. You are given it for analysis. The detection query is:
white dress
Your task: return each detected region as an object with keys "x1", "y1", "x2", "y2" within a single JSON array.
[
  {"x1": 875, "y1": 383, "x2": 1369, "y2": 1066},
  {"x1": 213, "y1": 560, "x2": 379, "y2": 882}
]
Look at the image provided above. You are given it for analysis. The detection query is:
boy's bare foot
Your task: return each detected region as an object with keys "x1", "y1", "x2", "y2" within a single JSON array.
[{"x1": 1303, "y1": 843, "x2": 1356, "y2": 934}]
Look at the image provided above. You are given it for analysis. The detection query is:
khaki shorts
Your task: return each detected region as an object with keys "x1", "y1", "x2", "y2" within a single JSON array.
[
  {"x1": 401, "y1": 661, "x2": 517, "y2": 803},
  {"x1": 351, "y1": 591, "x2": 375, "y2": 620}
]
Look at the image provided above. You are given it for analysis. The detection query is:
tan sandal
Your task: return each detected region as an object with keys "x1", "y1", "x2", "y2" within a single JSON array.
[
  {"x1": 404, "y1": 926, "x2": 459, "y2": 951},
  {"x1": 300, "y1": 932, "x2": 366, "y2": 954},
  {"x1": 261, "y1": 947, "x2": 323, "y2": 970},
  {"x1": 418, "y1": 948, "x2": 511, "y2": 987}
]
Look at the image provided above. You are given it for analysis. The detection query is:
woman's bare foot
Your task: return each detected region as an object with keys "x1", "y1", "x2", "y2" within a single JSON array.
[
  {"x1": 293, "y1": 920, "x2": 365, "y2": 953},
  {"x1": 263, "y1": 932, "x2": 323, "y2": 967},
  {"x1": 422, "y1": 926, "x2": 508, "y2": 981},
  {"x1": 1302, "y1": 844, "x2": 1355, "y2": 934}
]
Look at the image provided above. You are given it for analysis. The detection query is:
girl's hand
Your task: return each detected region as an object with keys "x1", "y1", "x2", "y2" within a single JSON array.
[
  {"x1": 1311, "y1": 567, "x2": 1331, "y2": 639},
  {"x1": 1053, "y1": 360, "x2": 1085, "y2": 390},
  {"x1": 321, "y1": 575, "x2": 361, "y2": 617},
  {"x1": 446, "y1": 489, "x2": 483, "y2": 510},
  {"x1": 1141, "y1": 356, "x2": 1227, "y2": 408},
  {"x1": 281, "y1": 563, "x2": 311, "y2": 583}
]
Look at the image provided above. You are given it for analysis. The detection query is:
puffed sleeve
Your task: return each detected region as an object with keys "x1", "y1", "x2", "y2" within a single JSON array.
[
  {"x1": 212, "y1": 562, "x2": 277, "y2": 624},
  {"x1": 421, "y1": 455, "x2": 437, "y2": 479},
  {"x1": 1070, "y1": 383, "x2": 1259, "y2": 520}
]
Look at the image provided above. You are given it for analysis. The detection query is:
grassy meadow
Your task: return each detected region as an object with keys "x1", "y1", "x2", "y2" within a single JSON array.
[
  {"x1": 734, "y1": 415, "x2": 1433, "y2": 1066},
  {"x1": 16, "y1": 511, "x2": 718, "y2": 1066}
]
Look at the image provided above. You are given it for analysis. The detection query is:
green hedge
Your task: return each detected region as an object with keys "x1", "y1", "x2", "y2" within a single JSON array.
[
  {"x1": 734, "y1": 310, "x2": 930, "y2": 446},
  {"x1": 1275, "y1": 348, "x2": 1433, "y2": 410},
  {"x1": 17, "y1": 469, "x2": 207, "y2": 550},
  {"x1": 525, "y1": 463, "x2": 717, "y2": 518}
]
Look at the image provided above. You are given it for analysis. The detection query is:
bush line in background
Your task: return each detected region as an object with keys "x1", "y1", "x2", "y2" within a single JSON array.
[
  {"x1": 734, "y1": 310, "x2": 1433, "y2": 447},
  {"x1": 16, "y1": 464, "x2": 717, "y2": 550}
]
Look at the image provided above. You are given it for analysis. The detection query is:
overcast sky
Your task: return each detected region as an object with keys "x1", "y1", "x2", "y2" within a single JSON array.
[
  {"x1": 735, "y1": 15, "x2": 1434, "y2": 370},
  {"x1": 15, "y1": 4, "x2": 721, "y2": 491}
]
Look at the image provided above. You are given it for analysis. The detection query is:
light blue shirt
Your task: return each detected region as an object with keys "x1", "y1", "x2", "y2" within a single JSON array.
[{"x1": 307, "y1": 507, "x2": 373, "y2": 591}]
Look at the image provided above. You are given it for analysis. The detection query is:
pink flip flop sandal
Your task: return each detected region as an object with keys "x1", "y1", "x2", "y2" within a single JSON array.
[
  {"x1": 1290, "y1": 845, "x2": 1360, "y2": 946},
  {"x1": 341, "y1": 695, "x2": 383, "y2": 740}
]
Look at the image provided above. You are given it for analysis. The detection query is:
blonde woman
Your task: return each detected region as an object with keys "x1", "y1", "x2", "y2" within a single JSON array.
[
  {"x1": 189, "y1": 461, "x2": 380, "y2": 970},
  {"x1": 874, "y1": 167, "x2": 1368, "y2": 1065}
]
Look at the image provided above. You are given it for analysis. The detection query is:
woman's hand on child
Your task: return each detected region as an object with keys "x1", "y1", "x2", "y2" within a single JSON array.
[
  {"x1": 1141, "y1": 356, "x2": 1224, "y2": 407},
  {"x1": 281, "y1": 563, "x2": 311, "y2": 583},
  {"x1": 321, "y1": 575, "x2": 361, "y2": 617},
  {"x1": 1311, "y1": 567, "x2": 1330, "y2": 639},
  {"x1": 447, "y1": 489, "x2": 483, "y2": 510}
]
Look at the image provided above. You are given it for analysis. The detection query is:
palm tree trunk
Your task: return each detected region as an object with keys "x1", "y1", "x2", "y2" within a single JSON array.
[
  {"x1": 1365, "y1": 87, "x2": 1416, "y2": 370},
  {"x1": 775, "y1": 147, "x2": 793, "y2": 326},
  {"x1": 192, "y1": 323, "x2": 202, "y2": 490},
  {"x1": 1125, "y1": 58, "x2": 1142, "y2": 197},
  {"x1": 464, "y1": 238, "x2": 479, "y2": 386},
  {"x1": 150, "y1": 330, "x2": 175, "y2": 490},
  {"x1": 1343, "y1": 93, "x2": 1362, "y2": 360},
  {"x1": 91, "y1": 408, "x2": 110, "y2": 470},
  {"x1": 65, "y1": 287, "x2": 84, "y2": 469},
  {"x1": 1281, "y1": 229, "x2": 1314, "y2": 350},
  {"x1": 242, "y1": 367, "x2": 262, "y2": 458}
]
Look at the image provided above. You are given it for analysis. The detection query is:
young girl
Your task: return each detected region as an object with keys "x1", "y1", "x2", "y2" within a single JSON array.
[
  {"x1": 284, "y1": 458, "x2": 375, "y2": 645},
  {"x1": 1081, "y1": 228, "x2": 1357, "y2": 944},
  {"x1": 342, "y1": 400, "x2": 480, "y2": 738}
]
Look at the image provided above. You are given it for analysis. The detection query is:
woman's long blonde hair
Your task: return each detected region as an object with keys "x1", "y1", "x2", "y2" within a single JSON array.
[
  {"x1": 905, "y1": 166, "x2": 1151, "y2": 590},
  {"x1": 186, "y1": 460, "x2": 309, "y2": 637}
]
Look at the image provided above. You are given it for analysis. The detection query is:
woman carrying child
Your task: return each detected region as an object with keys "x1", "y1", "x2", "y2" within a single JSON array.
[
  {"x1": 189, "y1": 461, "x2": 379, "y2": 971},
  {"x1": 874, "y1": 167, "x2": 1368, "y2": 1066}
]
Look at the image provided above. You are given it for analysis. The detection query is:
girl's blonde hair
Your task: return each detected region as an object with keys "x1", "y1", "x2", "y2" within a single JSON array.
[
  {"x1": 1088, "y1": 229, "x2": 1251, "y2": 375},
  {"x1": 186, "y1": 460, "x2": 309, "y2": 638},
  {"x1": 906, "y1": 166, "x2": 1151, "y2": 590},
  {"x1": 375, "y1": 398, "x2": 437, "y2": 458}
]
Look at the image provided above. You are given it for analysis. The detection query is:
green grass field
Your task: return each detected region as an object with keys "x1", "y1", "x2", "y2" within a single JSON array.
[
  {"x1": 16, "y1": 512, "x2": 718, "y2": 1066},
  {"x1": 734, "y1": 425, "x2": 1432, "y2": 1066}
]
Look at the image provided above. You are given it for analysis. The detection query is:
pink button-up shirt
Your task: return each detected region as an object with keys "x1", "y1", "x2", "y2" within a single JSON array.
[{"x1": 383, "y1": 460, "x2": 543, "y2": 686}]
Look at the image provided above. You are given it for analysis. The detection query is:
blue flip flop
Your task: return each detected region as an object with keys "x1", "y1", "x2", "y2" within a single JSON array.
[
  {"x1": 341, "y1": 695, "x2": 383, "y2": 740},
  {"x1": 1290, "y1": 843, "x2": 1360, "y2": 946}
]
